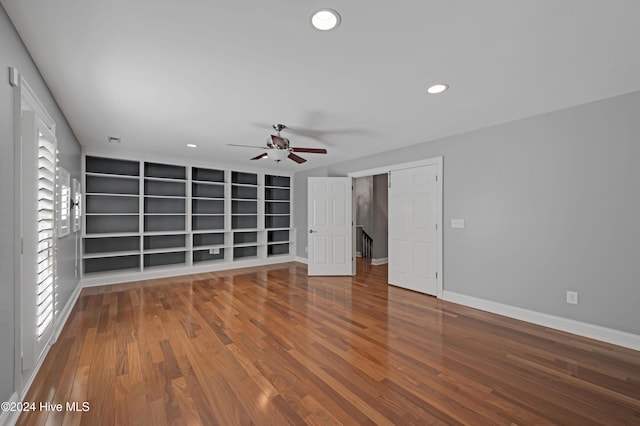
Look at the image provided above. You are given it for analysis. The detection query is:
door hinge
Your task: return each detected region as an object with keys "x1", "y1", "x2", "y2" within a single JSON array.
[
  {"x1": 388, "y1": 172, "x2": 391, "y2": 188},
  {"x1": 436, "y1": 175, "x2": 438, "y2": 182},
  {"x1": 436, "y1": 272, "x2": 438, "y2": 279},
  {"x1": 435, "y1": 223, "x2": 438, "y2": 230}
]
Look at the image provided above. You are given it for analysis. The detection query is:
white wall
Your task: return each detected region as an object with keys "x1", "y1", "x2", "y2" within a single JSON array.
[
  {"x1": 293, "y1": 90, "x2": 640, "y2": 336},
  {"x1": 1, "y1": 4, "x2": 81, "y2": 403}
]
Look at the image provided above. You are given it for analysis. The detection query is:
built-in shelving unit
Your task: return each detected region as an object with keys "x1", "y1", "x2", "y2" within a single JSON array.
[
  {"x1": 265, "y1": 175, "x2": 292, "y2": 258},
  {"x1": 192, "y1": 166, "x2": 227, "y2": 265},
  {"x1": 82, "y1": 155, "x2": 295, "y2": 284}
]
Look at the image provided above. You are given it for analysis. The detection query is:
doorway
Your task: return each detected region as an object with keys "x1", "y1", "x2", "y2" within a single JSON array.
[
  {"x1": 354, "y1": 174, "x2": 388, "y2": 266},
  {"x1": 349, "y1": 157, "x2": 443, "y2": 298}
]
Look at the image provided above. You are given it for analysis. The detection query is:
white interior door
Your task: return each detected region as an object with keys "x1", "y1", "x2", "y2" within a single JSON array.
[
  {"x1": 307, "y1": 177, "x2": 354, "y2": 276},
  {"x1": 388, "y1": 164, "x2": 440, "y2": 296}
]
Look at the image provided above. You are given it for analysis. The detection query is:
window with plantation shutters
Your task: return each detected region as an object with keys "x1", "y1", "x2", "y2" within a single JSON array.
[{"x1": 36, "y1": 136, "x2": 56, "y2": 338}]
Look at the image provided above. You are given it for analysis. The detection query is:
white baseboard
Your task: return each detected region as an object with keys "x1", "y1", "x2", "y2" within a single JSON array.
[
  {"x1": 53, "y1": 283, "x2": 82, "y2": 342},
  {"x1": 442, "y1": 291, "x2": 640, "y2": 351},
  {"x1": 0, "y1": 392, "x2": 20, "y2": 426},
  {"x1": 356, "y1": 251, "x2": 362, "y2": 257},
  {"x1": 295, "y1": 256, "x2": 308, "y2": 264},
  {"x1": 371, "y1": 257, "x2": 388, "y2": 265}
]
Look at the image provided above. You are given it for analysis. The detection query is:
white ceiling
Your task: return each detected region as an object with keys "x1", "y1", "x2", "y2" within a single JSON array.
[{"x1": 3, "y1": 0, "x2": 640, "y2": 172}]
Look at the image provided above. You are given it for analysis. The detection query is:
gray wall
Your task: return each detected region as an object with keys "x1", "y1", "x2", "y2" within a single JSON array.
[
  {"x1": 1, "y1": 4, "x2": 81, "y2": 402},
  {"x1": 294, "y1": 90, "x2": 640, "y2": 335},
  {"x1": 354, "y1": 176, "x2": 372, "y2": 253},
  {"x1": 354, "y1": 176, "x2": 373, "y2": 231},
  {"x1": 372, "y1": 174, "x2": 388, "y2": 260}
]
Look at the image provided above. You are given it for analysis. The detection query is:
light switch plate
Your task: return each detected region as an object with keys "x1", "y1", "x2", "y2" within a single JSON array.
[{"x1": 451, "y1": 219, "x2": 465, "y2": 229}]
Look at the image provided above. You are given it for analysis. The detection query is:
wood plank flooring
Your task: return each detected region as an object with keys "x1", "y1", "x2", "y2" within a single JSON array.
[{"x1": 18, "y1": 260, "x2": 640, "y2": 425}]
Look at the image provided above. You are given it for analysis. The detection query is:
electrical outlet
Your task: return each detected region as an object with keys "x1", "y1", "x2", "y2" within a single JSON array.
[
  {"x1": 451, "y1": 219, "x2": 465, "y2": 229},
  {"x1": 566, "y1": 291, "x2": 578, "y2": 305}
]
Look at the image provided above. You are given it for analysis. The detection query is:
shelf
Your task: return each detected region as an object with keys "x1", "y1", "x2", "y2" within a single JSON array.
[
  {"x1": 144, "y1": 251, "x2": 186, "y2": 268},
  {"x1": 86, "y1": 194, "x2": 140, "y2": 215},
  {"x1": 267, "y1": 240, "x2": 294, "y2": 245},
  {"x1": 144, "y1": 215, "x2": 186, "y2": 233},
  {"x1": 86, "y1": 156, "x2": 140, "y2": 176},
  {"x1": 193, "y1": 248, "x2": 225, "y2": 263},
  {"x1": 193, "y1": 183, "x2": 225, "y2": 198},
  {"x1": 85, "y1": 192, "x2": 139, "y2": 198},
  {"x1": 144, "y1": 162, "x2": 186, "y2": 180},
  {"x1": 265, "y1": 188, "x2": 290, "y2": 201},
  {"x1": 192, "y1": 167, "x2": 224, "y2": 183},
  {"x1": 193, "y1": 199, "x2": 224, "y2": 214},
  {"x1": 143, "y1": 176, "x2": 186, "y2": 183},
  {"x1": 233, "y1": 245, "x2": 258, "y2": 259},
  {"x1": 83, "y1": 250, "x2": 141, "y2": 259},
  {"x1": 232, "y1": 200, "x2": 257, "y2": 214},
  {"x1": 193, "y1": 233, "x2": 225, "y2": 248},
  {"x1": 193, "y1": 243, "x2": 227, "y2": 251},
  {"x1": 86, "y1": 212, "x2": 138, "y2": 216},
  {"x1": 86, "y1": 175, "x2": 139, "y2": 195},
  {"x1": 84, "y1": 254, "x2": 140, "y2": 274},
  {"x1": 143, "y1": 247, "x2": 188, "y2": 255},
  {"x1": 86, "y1": 215, "x2": 139, "y2": 234},
  {"x1": 84, "y1": 235, "x2": 140, "y2": 254},
  {"x1": 144, "y1": 234, "x2": 186, "y2": 251},
  {"x1": 265, "y1": 175, "x2": 290, "y2": 188},
  {"x1": 265, "y1": 215, "x2": 290, "y2": 229},
  {"x1": 85, "y1": 172, "x2": 139, "y2": 180},
  {"x1": 193, "y1": 215, "x2": 225, "y2": 231},
  {"x1": 267, "y1": 243, "x2": 290, "y2": 256},
  {"x1": 232, "y1": 215, "x2": 257, "y2": 229},
  {"x1": 143, "y1": 230, "x2": 188, "y2": 236},
  {"x1": 84, "y1": 232, "x2": 140, "y2": 238},
  {"x1": 232, "y1": 171, "x2": 258, "y2": 185},
  {"x1": 267, "y1": 230, "x2": 290, "y2": 243},
  {"x1": 233, "y1": 231, "x2": 258, "y2": 245},
  {"x1": 191, "y1": 180, "x2": 225, "y2": 186},
  {"x1": 231, "y1": 186, "x2": 257, "y2": 200},
  {"x1": 145, "y1": 180, "x2": 186, "y2": 197}
]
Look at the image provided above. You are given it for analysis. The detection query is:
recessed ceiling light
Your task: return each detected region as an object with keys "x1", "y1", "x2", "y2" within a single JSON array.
[
  {"x1": 311, "y1": 9, "x2": 341, "y2": 31},
  {"x1": 186, "y1": 143, "x2": 198, "y2": 148},
  {"x1": 427, "y1": 84, "x2": 449, "y2": 94}
]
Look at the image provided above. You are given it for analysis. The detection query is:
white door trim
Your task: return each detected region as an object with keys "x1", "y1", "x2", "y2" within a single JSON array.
[
  {"x1": 348, "y1": 157, "x2": 443, "y2": 298},
  {"x1": 13, "y1": 71, "x2": 57, "y2": 394}
]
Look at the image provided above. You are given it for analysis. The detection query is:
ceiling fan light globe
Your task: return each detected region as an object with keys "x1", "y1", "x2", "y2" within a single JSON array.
[{"x1": 267, "y1": 149, "x2": 288, "y2": 162}]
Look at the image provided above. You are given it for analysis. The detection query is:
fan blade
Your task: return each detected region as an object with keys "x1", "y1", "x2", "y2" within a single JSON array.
[
  {"x1": 291, "y1": 147, "x2": 327, "y2": 154},
  {"x1": 228, "y1": 144, "x2": 268, "y2": 149},
  {"x1": 288, "y1": 153, "x2": 306, "y2": 163},
  {"x1": 270, "y1": 135, "x2": 287, "y2": 149},
  {"x1": 250, "y1": 153, "x2": 268, "y2": 160}
]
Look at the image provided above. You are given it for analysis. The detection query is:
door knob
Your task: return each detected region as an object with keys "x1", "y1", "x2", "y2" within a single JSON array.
[{"x1": 309, "y1": 229, "x2": 314, "y2": 234}]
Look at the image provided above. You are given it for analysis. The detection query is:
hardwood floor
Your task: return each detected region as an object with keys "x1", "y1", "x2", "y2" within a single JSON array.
[{"x1": 18, "y1": 260, "x2": 640, "y2": 425}]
